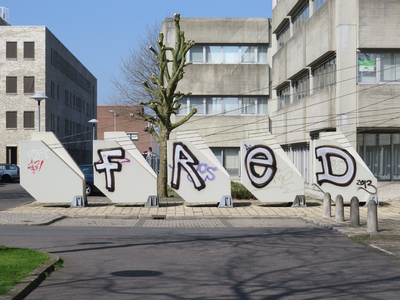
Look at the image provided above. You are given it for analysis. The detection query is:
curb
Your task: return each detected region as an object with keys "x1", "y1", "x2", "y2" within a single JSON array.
[
  {"x1": 0, "y1": 253, "x2": 63, "y2": 300},
  {"x1": 0, "y1": 215, "x2": 65, "y2": 227}
]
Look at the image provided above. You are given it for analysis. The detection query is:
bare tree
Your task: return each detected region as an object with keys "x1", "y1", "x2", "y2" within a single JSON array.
[
  {"x1": 111, "y1": 19, "x2": 161, "y2": 114},
  {"x1": 114, "y1": 14, "x2": 196, "y2": 198}
]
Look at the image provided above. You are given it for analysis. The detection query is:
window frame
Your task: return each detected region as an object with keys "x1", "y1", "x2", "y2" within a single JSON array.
[
  {"x1": 6, "y1": 77, "x2": 17, "y2": 94},
  {"x1": 277, "y1": 85, "x2": 291, "y2": 109},
  {"x1": 188, "y1": 45, "x2": 268, "y2": 64},
  {"x1": 6, "y1": 111, "x2": 17, "y2": 129},
  {"x1": 6, "y1": 42, "x2": 17, "y2": 59},
  {"x1": 358, "y1": 52, "x2": 400, "y2": 84},
  {"x1": 23, "y1": 42, "x2": 35, "y2": 59},
  {"x1": 312, "y1": 56, "x2": 336, "y2": 92},
  {"x1": 314, "y1": 0, "x2": 328, "y2": 13},
  {"x1": 211, "y1": 147, "x2": 241, "y2": 177},
  {"x1": 277, "y1": 23, "x2": 290, "y2": 49},
  {"x1": 127, "y1": 132, "x2": 139, "y2": 141},
  {"x1": 177, "y1": 96, "x2": 268, "y2": 116},
  {"x1": 292, "y1": 1, "x2": 309, "y2": 35},
  {"x1": 23, "y1": 111, "x2": 35, "y2": 129},
  {"x1": 24, "y1": 76, "x2": 35, "y2": 94},
  {"x1": 293, "y1": 73, "x2": 310, "y2": 102}
]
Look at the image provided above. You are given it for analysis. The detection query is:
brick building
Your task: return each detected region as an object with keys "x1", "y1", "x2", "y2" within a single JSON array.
[{"x1": 96, "y1": 105, "x2": 153, "y2": 154}]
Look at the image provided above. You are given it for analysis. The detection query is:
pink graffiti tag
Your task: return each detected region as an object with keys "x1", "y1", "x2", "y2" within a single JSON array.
[{"x1": 28, "y1": 159, "x2": 44, "y2": 174}]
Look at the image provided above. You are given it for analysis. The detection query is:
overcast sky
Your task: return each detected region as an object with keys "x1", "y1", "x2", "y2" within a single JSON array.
[{"x1": 1, "y1": 0, "x2": 272, "y2": 105}]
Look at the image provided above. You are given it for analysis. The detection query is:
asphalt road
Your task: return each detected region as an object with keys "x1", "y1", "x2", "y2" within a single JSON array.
[
  {"x1": 1, "y1": 225, "x2": 400, "y2": 299},
  {"x1": 0, "y1": 181, "x2": 35, "y2": 211}
]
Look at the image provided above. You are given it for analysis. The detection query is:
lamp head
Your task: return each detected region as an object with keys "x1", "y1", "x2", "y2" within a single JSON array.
[
  {"x1": 30, "y1": 93, "x2": 48, "y2": 103},
  {"x1": 88, "y1": 119, "x2": 99, "y2": 124}
]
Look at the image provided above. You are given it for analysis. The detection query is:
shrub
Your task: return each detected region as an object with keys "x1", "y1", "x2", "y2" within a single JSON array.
[{"x1": 231, "y1": 181, "x2": 257, "y2": 200}]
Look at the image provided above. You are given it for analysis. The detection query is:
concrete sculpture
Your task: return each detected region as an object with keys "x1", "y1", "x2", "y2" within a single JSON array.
[
  {"x1": 93, "y1": 132, "x2": 157, "y2": 203},
  {"x1": 240, "y1": 133, "x2": 305, "y2": 203},
  {"x1": 19, "y1": 132, "x2": 86, "y2": 203}
]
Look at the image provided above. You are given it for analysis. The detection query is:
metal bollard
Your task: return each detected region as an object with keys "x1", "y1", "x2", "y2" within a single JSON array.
[
  {"x1": 367, "y1": 200, "x2": 378, "y2": 233},
  {"x1": 335, "y1": 195, "x2": 344, "y2": 222},
  {"x1": 350, "y1": 197, "x2": 360, "y2": 226},
  {"x1": 323, "y1": 193, "x2": 331, "y2": 218}
]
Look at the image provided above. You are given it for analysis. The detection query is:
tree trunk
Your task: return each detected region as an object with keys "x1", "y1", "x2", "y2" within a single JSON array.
[{"x1": 157, "y1": 133, "x2": 169, "y2": 198}]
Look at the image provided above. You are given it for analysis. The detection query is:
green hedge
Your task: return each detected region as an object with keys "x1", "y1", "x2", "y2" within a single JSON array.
[{"x1": 231, "y1": 181, "x2": 257, "y2": 200}]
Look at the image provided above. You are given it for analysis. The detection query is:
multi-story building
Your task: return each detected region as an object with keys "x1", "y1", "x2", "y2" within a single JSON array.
[
  {"x1": 270, "y1": 0, "x2": 400, "y2": 199},
  {"x1": 0, "y1": 9, "x2": 97, "y2": 165},
  {"x1": 164, "y1": 18, "x2": 271, "y2": 178},
  {"x1": 96, "y1": 105, "x2": 153, "y2": 154}
]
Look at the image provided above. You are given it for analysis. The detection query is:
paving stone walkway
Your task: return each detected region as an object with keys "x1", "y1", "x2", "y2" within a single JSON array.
[{"x1": 3, "y1": 197, "x2": 400, "y2": 236}]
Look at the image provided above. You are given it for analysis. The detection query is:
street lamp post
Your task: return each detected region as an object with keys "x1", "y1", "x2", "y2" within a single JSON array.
[
  {"x1": 88, "y1": 119, "x2": 99, "y2": 140},
  {"x1": 109, "y1": 110, "x2": 117, "y2": 131},
  {"x1": 30, "y1": 93, "x2": 48, "y2": 132}
]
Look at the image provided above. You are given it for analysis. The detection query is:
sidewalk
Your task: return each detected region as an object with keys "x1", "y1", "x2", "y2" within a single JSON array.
[{"x1": 1, "y1": 188, "x2": 400, "y2": 238}]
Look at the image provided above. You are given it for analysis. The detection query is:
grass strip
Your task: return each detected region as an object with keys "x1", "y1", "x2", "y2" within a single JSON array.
[{"x1": 0, "y1": 245, "x2": 50, "y2": 295}]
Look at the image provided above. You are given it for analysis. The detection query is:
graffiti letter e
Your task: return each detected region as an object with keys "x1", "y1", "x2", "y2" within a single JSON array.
[
  {"x1": 95, "y1": 148, "x2": 125, "y2": 192},
  {"x1": 315, "y1": 146, "x2": 356, "y2": 187},
  {"x1": 171, "y1": 142, "x2": 206, "y2": 191},
  {"x1": 245, "y1": 145, "x2": 277, "y2": 188}
]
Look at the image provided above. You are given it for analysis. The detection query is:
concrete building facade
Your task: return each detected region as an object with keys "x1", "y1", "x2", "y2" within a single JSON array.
[
  {"x1": 270, "y1": 0, "x2": 400, "y2": 199},
  {"x1": 0, "y1": 18, "x2": 97, "y2": 165},
  {"x1": 163, "y1": 18, "x2": 271, "y2": 178}
]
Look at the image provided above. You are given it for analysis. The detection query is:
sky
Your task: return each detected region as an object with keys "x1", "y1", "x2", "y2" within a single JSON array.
[{"x1": 1, "y1": 0, "x2": 272, "y2": 105}]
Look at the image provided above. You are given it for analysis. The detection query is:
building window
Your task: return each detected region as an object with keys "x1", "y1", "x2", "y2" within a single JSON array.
[
  {"x1": 24, "y1": 77, "x2": 35, "y2": 94},
  {"x1": 206, "y1": 46, "x2": 221, "y2": 63},
  {"x1": 189, "y1": 45, "x2": 204, "y2": 62},
  {"x1": 257, "y1": 46, "x2": 268, "y2": 64},
  {"x1": 6, "y1": 111, "x2": 17, "y2": 128},
  {"x1": 242, "y1": 98, "x2": 256, "y2": 114},
  {"x1": 278, "y1": 85, "x2": 291, "y2": 109},
  {"x1": 211, "y1": 148, "x2": 240, "y2": 176},
  {"x1": 314, "y1": 0, "x2": 328, "y2": 13},
  {"x1": 293, "y1": 73, "x2": 310, "y2": 102},
  {"x1": 127, "y1": 132, "x2": 139, "y2": 141},
  {"x1": 178, "y1": 97, "x2": 268, "y2": 116},
  {"x1": 50, "y1": 81, "x2": 56, "y2": 98},
  {"x1": 6, "y1": 77, "x2": 17, "y2": 93},
  {"x1": 65, "y1": 119, "x2": 69, "y2": 135},
  {"x1": 65, "y1": 90, "x2": 69, "y2": 106},
  {"x1": 189, "y1": 45, "x2": 268, "y2": 64},
  {"x1": 23, "y1": 111, "x2": 34, "y2": 129},
  {"x1": 292, "y1": 2, "x2": 309, "y2": 35},
  {"x1": 283, "y1": 144, "x2": 310, "y2": 183},
  {"x1": 6, "y1": 42, "x2": 17, "y2": 59},
  {"x1": 313, "y1": 57, "x2": 336, "y2": 92},
  {"x1": 241, "y1": 46, "x2": 256, "y2": 63},
  {"x1": 257, "y1": 98, "x2": 269, "y2": 115},
  {"x1": 358, "y1": 53, "x2": 376, "y2": 84},
  {"x1": 189, "y1": 97, "x2": 205, "y2": 114},
  {"x1": 277, "y1": 23, "x2": 290, "y2": 49},
  {"x1": 358, "y1": 52, "x2": 400, "y2": 84},
  {"x1": 177, "y1": 96, "x2": 268, "y2": 115},
  {"x1": 24, "y1": 42, "x2": 35, "y2": 59},
  {"x1": 223, "y1": 46, "x2": 240, "y2": 64},
  {"x1": 357, "y1": 133, "x2": 400, "y2": 181}
]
